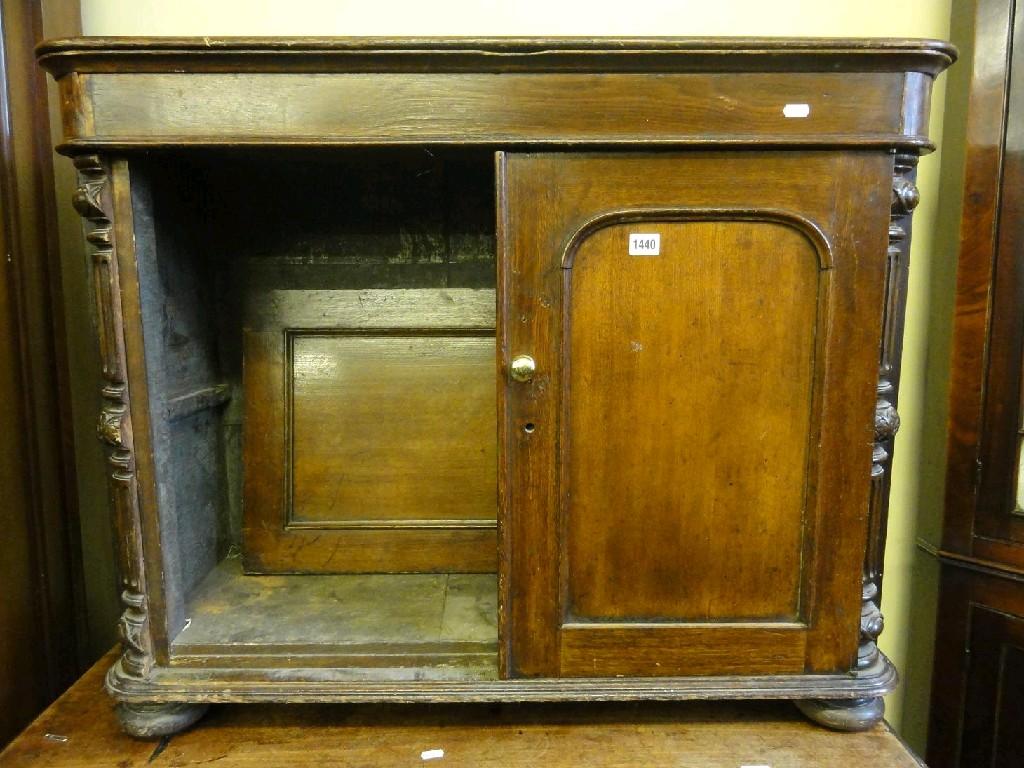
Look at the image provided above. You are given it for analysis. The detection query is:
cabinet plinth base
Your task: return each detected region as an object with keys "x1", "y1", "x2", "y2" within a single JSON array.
[
  {"x1": 106, "y1": 653, "x2": 897, "y2": 712},
  {"x1": 115, "y1": 702, "x2": 210, "y2": 739},
  {"x1": 795, "y1": 696, "x2": 885, "y2": 731}
]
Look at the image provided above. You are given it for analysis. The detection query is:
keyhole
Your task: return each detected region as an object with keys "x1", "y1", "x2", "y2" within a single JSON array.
[{"x1": 523, "y1": 422, "x2": 536, "y2": 434}]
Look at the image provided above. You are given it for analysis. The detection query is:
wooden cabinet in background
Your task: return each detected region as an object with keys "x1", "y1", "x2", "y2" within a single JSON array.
[
  {"x1": 926, "y1": 0, "x2": 1024, "y2": 764},
  {"x1": 37, "y1": 36, "x2": 953, "y2": 738}
]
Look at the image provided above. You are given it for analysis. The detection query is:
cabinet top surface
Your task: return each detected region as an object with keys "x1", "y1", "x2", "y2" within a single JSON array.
[
  {"x1": 41, "y1": 37, "x2": 955, "y2": 152},
  {"x1": 37, "y1": 36, "x2": 956, "y2": 76}
]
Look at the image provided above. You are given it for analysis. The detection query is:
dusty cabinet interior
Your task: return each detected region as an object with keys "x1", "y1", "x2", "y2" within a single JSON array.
[{"x1": 129, "y1": 149, "x2": 499, "y2": 677}]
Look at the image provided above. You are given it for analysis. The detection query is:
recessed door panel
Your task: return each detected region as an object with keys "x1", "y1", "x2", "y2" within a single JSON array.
[{"x1": 567, "y1": 220, "x2": 819, "y2": 623}]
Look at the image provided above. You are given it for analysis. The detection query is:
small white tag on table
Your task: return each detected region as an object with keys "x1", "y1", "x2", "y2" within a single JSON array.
[
  {"x1": 783, "y1": 103, "x2": 810, "y2": 118},
  {"x1": 421, "y1": 748, "x2": 445, "y2": 760},
  {"x1": 629, "y1": 233, "x2": 660, "y2": 256}
]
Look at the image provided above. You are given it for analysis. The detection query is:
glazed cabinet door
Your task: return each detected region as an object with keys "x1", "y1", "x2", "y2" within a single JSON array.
[{"x1": 497, "y1": 152, "x2": 893, "y2": 678}]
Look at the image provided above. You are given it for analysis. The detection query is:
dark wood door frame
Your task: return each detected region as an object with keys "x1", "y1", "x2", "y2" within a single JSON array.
[
  {"x1": 939, "y1": 0, "x2": 1024, "y2": 567},
  {"x1": 0, "y1": 0, "x2": 83, "y2": 747}
]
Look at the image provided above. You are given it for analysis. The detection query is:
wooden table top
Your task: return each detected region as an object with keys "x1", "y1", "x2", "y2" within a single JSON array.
[{"x1": 1, "y1": 650, "x2": 925, "y2": 767}]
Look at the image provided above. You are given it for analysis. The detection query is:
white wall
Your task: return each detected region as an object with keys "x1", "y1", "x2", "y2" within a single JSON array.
[
  {"x1": 77, "y1": 0, "x2": 956, "y2": 749},
  {"x1": 82, "y1": 0, "x2": 949, "y2": 38}
]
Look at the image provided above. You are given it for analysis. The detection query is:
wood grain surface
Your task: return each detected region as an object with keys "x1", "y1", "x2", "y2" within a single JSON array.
[
  {"x1": 243, "y1": 289, "x2": 497, "y2": 575},
  {"x1": 35, "y1": 38, "x2": 954, "y2": 151},
  {"x1": 0, "y1": 649, "x2": 926, "y2": 767},
  {"x1": 168, "y1": 559, "x2": 497, "y2": 675},
  {"x1": 566, "y1": 220, "x2": 817, "y2": 624},
  {"x1": 78, "y1": 71, "x2": 907, "y2": 146},
  {"x1": 35, "y1": 36, "x2": 957, "y2": 75},
  {"x1": 940, "y1": 0, "x2": 1024, "y2": 568},
  {"x1": 290, "y1": 334, "x2": 495, "y2": 526},
  {"x1": 928, "y1": 563, "x2": 1024, "y2": 767},
  {"x1": 498, "y1": 152, "x2": 891, "y2": 678}
]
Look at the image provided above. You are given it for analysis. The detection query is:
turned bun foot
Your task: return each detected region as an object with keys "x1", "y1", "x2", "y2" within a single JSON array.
[
  {"x1": 795, "y1": 696, "x2": 885, "y2": 731},
  {"x1": 115, "y1": 702, "x2": 210, "y2": 738}
]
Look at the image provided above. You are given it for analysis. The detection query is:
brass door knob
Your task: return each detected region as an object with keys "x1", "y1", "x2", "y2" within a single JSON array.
[{"x1": 510, "y1": 355, "x2": 536, "y2": 382}]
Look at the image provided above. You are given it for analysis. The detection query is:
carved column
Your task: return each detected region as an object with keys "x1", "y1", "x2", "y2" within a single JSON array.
[
  {"x1": 73, "y1": 155, "x2": 153, "y2": 679},
  {"x1": 859, "y1": 151, "x2": 920, "y2": 669}
]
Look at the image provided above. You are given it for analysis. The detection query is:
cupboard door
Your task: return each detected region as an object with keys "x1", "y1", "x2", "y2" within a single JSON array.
[
  {"x1": 960, "y1": 606, "x2": 1024, "y2": 768},
  {"x1": 497, "y1": 152, "x2": 892, "y2": 678}
]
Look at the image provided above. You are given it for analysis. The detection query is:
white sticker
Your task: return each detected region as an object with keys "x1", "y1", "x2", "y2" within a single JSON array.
[
  {"x1": 629, "y1": 233, "x2": 660, "y2": 256},
  {"x1": 421, "y1": 749, "x2": 445, "y2": 760},
  {"x1": 783, "y1": 103, "x2": 811, "y2": 118}
]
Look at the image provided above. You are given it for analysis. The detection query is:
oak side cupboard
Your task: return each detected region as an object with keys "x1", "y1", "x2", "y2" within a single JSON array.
[{"x1": 37, "y1": 37, "x2": 954, "y2": 737}]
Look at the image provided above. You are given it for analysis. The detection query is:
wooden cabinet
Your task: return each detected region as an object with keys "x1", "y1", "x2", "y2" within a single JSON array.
[
  {"x1": 37, "y1": 37, "x2": 953, "y2": 738},
  {"x1": 925, "y1": 0, "x2": 1024, "y2": 763},
  {"x1": 930, "y1": 568, "x2": 1024, "y2": 767}
]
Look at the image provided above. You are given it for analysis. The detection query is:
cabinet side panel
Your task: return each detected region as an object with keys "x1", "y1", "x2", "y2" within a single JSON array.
[{"x1": 129, "y1": 160, "x2": 227, "y2": 638}]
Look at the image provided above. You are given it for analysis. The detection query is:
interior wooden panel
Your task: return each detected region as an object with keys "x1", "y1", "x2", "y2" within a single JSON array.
[
  {"x1": 566, "y1": 221, "x2": 820, "y2": 623},
  {"x1": 290, "y1": 333, "x2": 496, "y2": 525},
  {"x1": 243, "y1": 288, "x2": 498, "y2": 574},
  {"x1": 210, "y1": 150, "x2": 498, "y2": 576}
]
